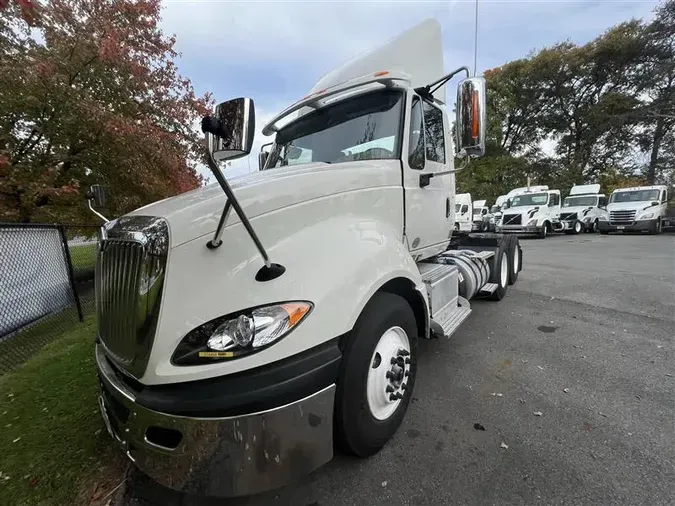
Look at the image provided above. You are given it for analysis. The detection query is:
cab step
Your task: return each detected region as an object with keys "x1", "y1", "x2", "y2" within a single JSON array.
[
  {"x1": 431, "y1": 296, "x2": 471, "y2": 338},
  {"x1": 478, "y1": 282, "x2": 498, "y2": 295}
]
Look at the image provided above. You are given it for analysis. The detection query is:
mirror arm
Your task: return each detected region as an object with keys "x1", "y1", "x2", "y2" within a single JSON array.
[
  {"x1": 206, "y1": 199, "x2": 232, "y2": 249},
  {"x1": 204, "y1": 148, "x2": 286, "y2": 281},
  {"x1": 88, "y1": 199, "x2": 108, "y2": 223},
  {"x1": 419, "y1": 158, "x2": 470, "y2": 188},
  {"x1": 204, "y1": 148, "x2": 270, "y2": 266}
]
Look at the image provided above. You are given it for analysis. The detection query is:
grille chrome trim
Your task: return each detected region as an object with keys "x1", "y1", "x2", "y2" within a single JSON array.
[
  {"x1": 96, "y1": 216, "x2": 169, "y2": 379},
  {"x1": 609, "y1": 210, "x2": 636, "y2": 225},
  {"x1": 503, "y1": 214, "x2": 522, "y2": 225}
]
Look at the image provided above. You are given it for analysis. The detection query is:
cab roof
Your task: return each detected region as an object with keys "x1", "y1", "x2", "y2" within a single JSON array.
[{"x1": 262, "y1": 19, "x2": 444, "y2": 136}]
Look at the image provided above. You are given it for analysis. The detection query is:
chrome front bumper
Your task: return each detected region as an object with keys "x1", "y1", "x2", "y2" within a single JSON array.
[{"x1": 95, "y1": 344, "x2": 335, "y2": 497}]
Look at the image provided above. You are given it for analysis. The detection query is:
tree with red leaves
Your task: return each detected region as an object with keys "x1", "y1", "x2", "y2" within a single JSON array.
[{"x1": 0, "y1": 0, "x2": 213, "y2": 223}]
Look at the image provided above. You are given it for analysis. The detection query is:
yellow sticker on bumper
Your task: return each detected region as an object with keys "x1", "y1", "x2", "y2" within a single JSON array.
[{"x1": 198, "y1": 351, "x2": 234, "y2": 358}]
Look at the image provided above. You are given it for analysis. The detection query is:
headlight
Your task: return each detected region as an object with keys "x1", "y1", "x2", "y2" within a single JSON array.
[
  {"x1": 584, "y1": 216, "x2": 592, "y2": 222},
  {"x1": 527, "y1": 218, "x2": 538, "y2": 226},
  {"x1": 640, "y1": 212, "x2": 654, "y2": 220},
  {"x1": 599, "y1": 215, "x2": 608, "y2": 221},
  {"x1": 172, "y1": 302, "x2": 313, "y2": 365}
]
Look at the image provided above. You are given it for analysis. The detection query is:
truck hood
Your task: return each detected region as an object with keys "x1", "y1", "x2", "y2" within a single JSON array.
[
  {"x1": 561, "y1": 205, "x2": 593, "y2": 215},
  {"x1": 127, "y1": 160, "x2": 391, "y2": 247},
  {"x1": 607, "y1": 202, "x2": 656, "y2": 212},
  {"x1": 503, "y1": 206, "x2": 541, "y2": 217}
]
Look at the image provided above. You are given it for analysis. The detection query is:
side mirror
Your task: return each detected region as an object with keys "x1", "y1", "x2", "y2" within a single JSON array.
[
  {"x1": 87, "y1": 184, "x2": 106, "y2": 208},
  {"x1": 202, "y1": 97, "x2": 255, "y2": 162},
  {"x1": 455, "y1": 76, "x2": 487, "y2": 158},
  {"x1": 651, "y1": 201, "x2": 660, "y2": 206}
]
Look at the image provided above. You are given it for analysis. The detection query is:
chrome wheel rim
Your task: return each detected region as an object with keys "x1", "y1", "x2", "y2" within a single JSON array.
[
  {"x1": 500, "y1": 252, "x2": 509, "y2": 288},
  {"x1": 366, "y1": 326, "x2": 411, "y2": 421}
]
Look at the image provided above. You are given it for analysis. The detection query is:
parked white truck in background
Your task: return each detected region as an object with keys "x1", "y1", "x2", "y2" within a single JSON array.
[
  {"x1": 91, "y1": 20, "x2": 523, "y2": 498},
  {"x1": 497, "y1": 185, "x2": 561, "y2": 238},
  {"x1": 455, "y1": 192, "x2": 473, "y2": 231},
  {"x1": 560, "y1": 184, "x2": 608, "y2": 234},
  {"x1": 472, "y1": 199, "x2": 489, "y2": 231},
  {"x1": 599, "y1": 185, "x2": 669, "y2": 234}
]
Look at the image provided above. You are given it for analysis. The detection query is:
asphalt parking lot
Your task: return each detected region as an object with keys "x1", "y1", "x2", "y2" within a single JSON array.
[{"x1": 131, "y1": 232, "x2": 675, "y2": 506}]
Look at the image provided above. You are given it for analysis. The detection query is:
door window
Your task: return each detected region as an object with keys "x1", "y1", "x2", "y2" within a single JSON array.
[{"x1": 407, "y1": 96, "x2": 447, "y2": 169}]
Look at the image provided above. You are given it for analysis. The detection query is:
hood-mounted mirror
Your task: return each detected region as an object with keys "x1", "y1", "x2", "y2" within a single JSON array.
[{"x1": 201, "y1": 98, "x2": 285, "y2": 282}]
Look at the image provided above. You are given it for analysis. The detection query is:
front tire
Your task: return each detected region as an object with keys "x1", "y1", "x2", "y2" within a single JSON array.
[
  {"x1": 335, "y1": 292, "x2": 418, "y2": 458},
  {"x1": 538, "y1": 223, "x2": 548, "y2": 239},
  {"x1": 573, "y1": 220, "x2": 582, "y2": 234},
  {"x1": 649, "y1": 218, "x2": 662, "y2": 235}
]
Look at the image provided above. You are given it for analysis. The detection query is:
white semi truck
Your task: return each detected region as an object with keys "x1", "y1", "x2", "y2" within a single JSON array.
[
  {"x1": 91, "y1": 20, "x2": 524, "y2": 498},
  {"x1": 560, "y1": 183, "x2": 608, "y2": 234},
  {"x1": 471, "y1": 199, "x2": 489, "y2": 231},
  {"x1": 455, "y1": 192, "x2": 473, "y2": 231},
  {"x1": 497, "y1": 185, "x2": 562, "y2": 238},
  {"x1": 599, "y1": 185, "x2": 669, "y2": 234}
]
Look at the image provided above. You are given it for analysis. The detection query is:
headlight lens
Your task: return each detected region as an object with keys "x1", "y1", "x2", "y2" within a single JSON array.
[
  {"x1": 640, "y1": 212, "x2": 654, "y2": 220},
  {"x1": 527, "y1": 218, "x2": 538, "y2": 226},
  {"x1": 599, "y1": 215, "x2": 608, "y2": 221},
  {"x1": 172, "y1": 302, "x2": 312, "y2": 365}
]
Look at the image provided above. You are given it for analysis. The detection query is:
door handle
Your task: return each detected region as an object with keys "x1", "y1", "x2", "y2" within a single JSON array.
[{"x1": 446, "y1": 198, "x2": 450, "y2": 218}]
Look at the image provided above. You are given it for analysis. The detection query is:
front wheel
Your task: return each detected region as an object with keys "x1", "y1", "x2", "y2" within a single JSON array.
[
  {"x1": 538, "y1": 223, "x2": 548, "y2": 239},
  {"x1": 649, "y1": 218, "x2": 662, "y2": 235},
  {"x1": 573, "y1": 220, "x2": 583, "y2": 234},
  {"x1": 335, "y1": 292, "x2": 418, "y2": 457}
]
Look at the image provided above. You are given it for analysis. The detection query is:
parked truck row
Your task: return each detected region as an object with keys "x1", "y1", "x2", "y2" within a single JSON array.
[{"x1": 463, "y1": 182, "x2": 671, "y2": 239}]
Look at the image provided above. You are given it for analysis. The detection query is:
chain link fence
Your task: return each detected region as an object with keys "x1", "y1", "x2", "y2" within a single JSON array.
[{"x1": 0, "y1": 223, "x2": 100, "y2": 375}]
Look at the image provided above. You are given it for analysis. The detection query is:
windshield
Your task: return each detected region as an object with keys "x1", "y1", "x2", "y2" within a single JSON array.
[
  {"x1": 490, "y1": 206, "x2": 500, "y2": 213},
  {"x1": 609, "y1": 189, "x2": 660, "y2": 203},
  {"x1": 564, "y1": 196, "x2": 597, "y2": 208},
  {"x1": 510, "y1": 193, "x2": 548, "y2": 207},
  {"x1": 265, "y1": 90, "x2": 403, "y2": 169}
]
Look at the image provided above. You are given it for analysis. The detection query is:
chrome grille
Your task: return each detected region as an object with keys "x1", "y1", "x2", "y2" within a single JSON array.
[
  {"x1": 503, "y1": 214, "x2": 521, "y2": 225},
  {"x1": 561, "y1": 212, "x2": 578, "y2": 221},
  {"x1": 610, "y1": 210, "x2": 635, "y2": 224},
  {"x1": 95, "y1": 216, "x2": 169, "y2": 378}
]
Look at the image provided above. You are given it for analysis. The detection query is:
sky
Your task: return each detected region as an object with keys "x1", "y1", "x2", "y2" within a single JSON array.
[{"x1": 158, "y1": 0, "x2": 660, "y2": 181}]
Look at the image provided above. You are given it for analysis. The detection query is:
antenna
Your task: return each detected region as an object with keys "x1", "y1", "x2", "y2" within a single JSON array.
[{"x1": 473, "y1": 0, "x2": 479, "y2": 76}]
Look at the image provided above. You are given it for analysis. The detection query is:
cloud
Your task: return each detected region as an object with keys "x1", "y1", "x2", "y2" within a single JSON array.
[{"x1": 168, "y1": 0, "x2": 659, "y2": 183}]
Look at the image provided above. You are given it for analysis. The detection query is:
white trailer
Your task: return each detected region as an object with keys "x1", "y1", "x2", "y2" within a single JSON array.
[
  {"x1": 599, "y1": 185, "x2": 669, "y2": 234},
  {"x1": 91, "y1": 20, "x2": 523, "y2": 498},
  {"x1": 560, "y1": 183, "x2": 608, "y2": 234},
  {"x1": 497, "y1": 185, "x2": 562, "y2": 238}
]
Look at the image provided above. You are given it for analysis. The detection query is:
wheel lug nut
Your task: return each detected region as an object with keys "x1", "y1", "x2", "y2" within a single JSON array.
[
  {"x1": 389, "y1": 394, "x2": 397, "y2": 401},
  {"x1": 405, "y1": 358, "x2": 411, "y2": 364},
  {"x1": 395, "y1": 392, "x2": 403, "y2": 399},
  {"x1": 390, "y1": 357, "x2": 397, "y2": 365},
  {"x1": 386, "y1": 385, "x2": 394, "y2": 393},
  {"x1": 401, "y1": 383, "x2": 408, "y2": 390},
  {"x1": 398, "y1": 349, "x2": 410, "y2": 357},
  {"x1": 405, "y1": 371, "x2": 410, "y2": 377},
  {"x1": 386, "y1": 371, "x2": 393, "y2": 380}
]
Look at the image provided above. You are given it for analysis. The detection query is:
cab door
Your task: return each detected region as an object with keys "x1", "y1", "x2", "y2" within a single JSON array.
[{"x1": 401, "y1": 92, "x2": 453, "y2": 258}]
